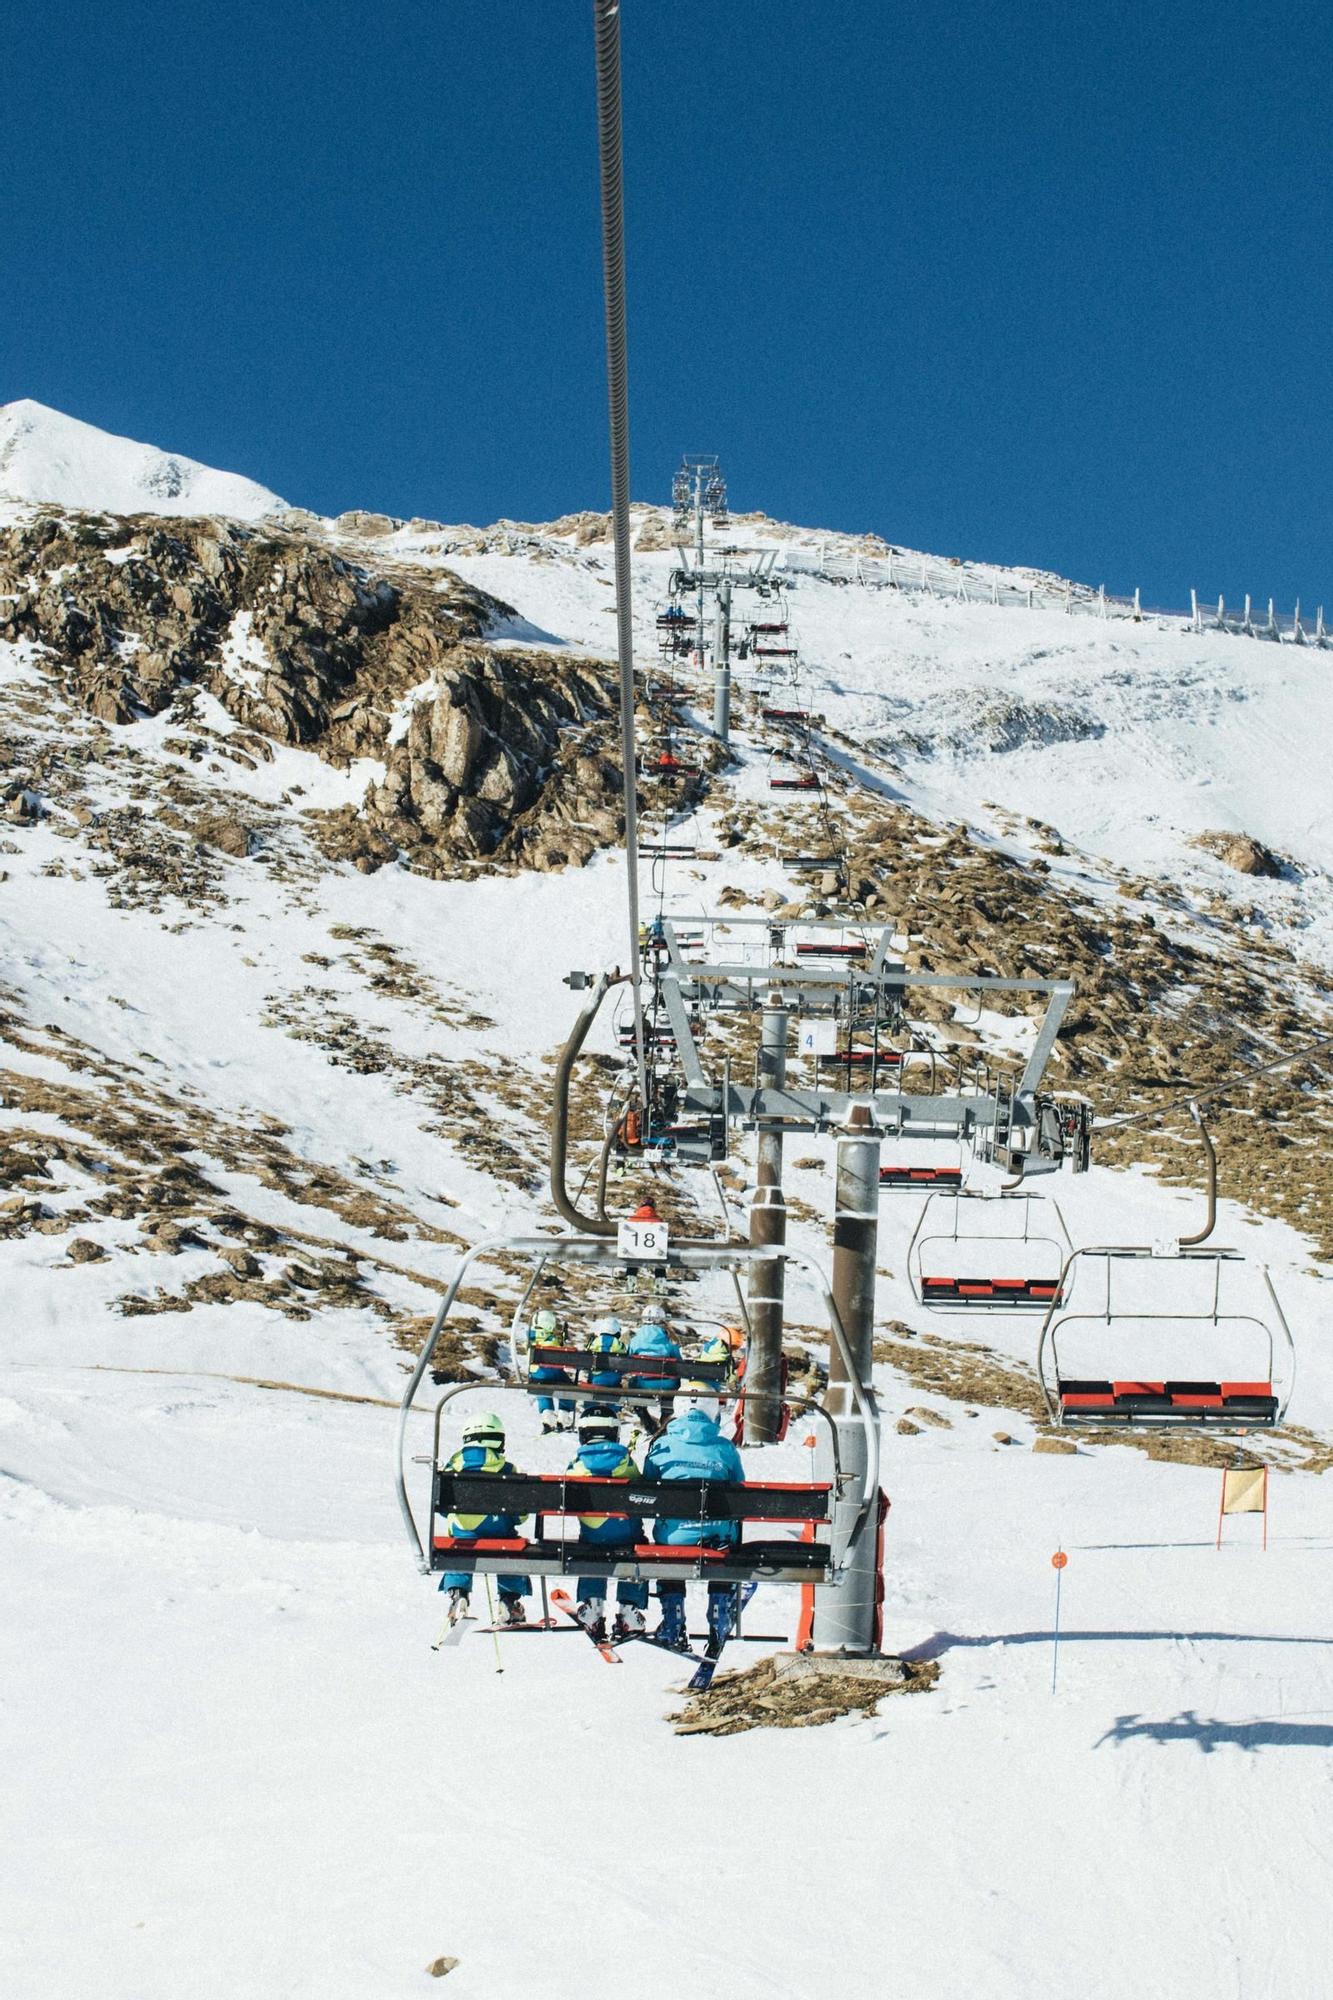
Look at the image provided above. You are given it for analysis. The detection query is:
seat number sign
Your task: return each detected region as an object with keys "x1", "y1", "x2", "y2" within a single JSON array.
[{"x1": 617, "y1": 1215, "x2": 670, "y2": 1261}]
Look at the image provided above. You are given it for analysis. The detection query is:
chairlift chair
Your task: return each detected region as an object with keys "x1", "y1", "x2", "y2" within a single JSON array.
[
  {"x1": 395, "y1": 1233, "x2": 882, "y2": 1592},
  {"x1": 907, "y1": 1189, "x2": 1073, "y2": 1310},
  {"x1": 880, "y1": 1163, "x2": 964, "y2": 1191},
  {"x1": 768, "y1": 749, "x2": 821, "y2": 794},
  {"x1": 795, "y1": 939, "x2": 868, "y2": 963},
  {"x1": 640, "y1": 814, "x2": 700, "y2": 881},
  {"x1": 1036, "y1": 1244, "x2": 1295, "y2": 1430}
]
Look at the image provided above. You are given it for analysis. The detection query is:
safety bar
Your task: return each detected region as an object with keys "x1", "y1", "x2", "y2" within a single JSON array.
[
  {"x1": 525, "y1": 1346, "x2": 733, "y2": 1383},
  {"x1": 431, "y1": 1473, "x2": 831, "y2": 1522}
]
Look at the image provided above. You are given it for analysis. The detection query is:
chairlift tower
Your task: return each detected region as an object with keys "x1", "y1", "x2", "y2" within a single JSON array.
[
  {"x1": 551, "y1": 919, "x2": 1092, "y2": 1654},
  {"x1": 669, "y1": 453, "x2": 776, "y2": 748}
]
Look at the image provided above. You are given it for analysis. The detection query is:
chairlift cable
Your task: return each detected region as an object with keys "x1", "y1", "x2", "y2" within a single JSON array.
[
  {"x1": 1095, "y1": 1028, "x2": 1333, "y2": 1135},
  {"x1": 592, "y1": 0, "x2": 648, "y2": 1110}
]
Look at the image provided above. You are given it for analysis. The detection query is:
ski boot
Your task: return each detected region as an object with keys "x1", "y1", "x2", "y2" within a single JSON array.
[
  {"x1": 612, "y1": 1605, "x2": 646, "y2": 1643},
  {"x1": 654, "y1": 1595, "x2": 689, "y2": 1652},
  {"x1": 539, "y1": 1409, "x2": 561, "y2": 1434},
  {"x1": 576, "y1": 1600, "x2": 608, "y2": 1644},
  {"x1": 500, "y1": 1597, "x2": 528, "y2": 1627},
  {"x1": 706, "y1": 1587, "x2": 739, "y2": 1653},
  {"x1": 445, "y1": 1587, "x2": 471, "y2": 1625}
]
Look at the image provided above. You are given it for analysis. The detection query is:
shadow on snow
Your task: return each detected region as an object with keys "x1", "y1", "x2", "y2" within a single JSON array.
[{"x1": 1096, "y1": 1710, "x2": 1333, "y2": 1753}]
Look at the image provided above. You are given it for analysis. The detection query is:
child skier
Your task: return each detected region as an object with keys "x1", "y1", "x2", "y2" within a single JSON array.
[
  {"x1": 437, "y1": 1411, "x2": 533, "y2": 1626},
  {"x1": 624, "y1": 1311, "x2": 682, "y2": 1435},
  {"x1": 566, "y1": 1411, "x2": 649, "y2": 1644},
  {"x1": 529, "y1": 1305, "x2": 575, "y2": 1433},
  {"x1": 585, "y1": 1313, "x2": 627, "y2": 1411},
  {"x1": 644, "y1": 1405, "x2": 746, "y2": 1651}
]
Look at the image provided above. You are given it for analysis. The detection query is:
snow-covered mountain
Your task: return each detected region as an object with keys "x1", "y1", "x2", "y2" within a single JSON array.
[
  {"x1": 0, "y1": 398, "x2": 288, "y2": 521},
  {"x1": 3, "y1": 416, "x2": 1333, "y2": 2000}
]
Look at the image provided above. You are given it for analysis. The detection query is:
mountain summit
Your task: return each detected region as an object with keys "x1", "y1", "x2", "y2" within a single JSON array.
[{"x1": 0, "y1": 398, "x2": 289, "y2": 521}]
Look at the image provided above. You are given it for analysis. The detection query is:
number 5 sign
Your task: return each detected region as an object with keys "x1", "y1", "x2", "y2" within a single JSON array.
[{"x1": 617, "y1": 1214, "x2": 670, "y2": 1261}]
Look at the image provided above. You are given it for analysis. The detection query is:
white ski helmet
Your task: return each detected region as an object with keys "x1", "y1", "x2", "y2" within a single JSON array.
[
  {"x1": 462, "y1": 1411, "x2": 505, "y2": 1449},
  {"x1": 594, "y1": 1314, "x2": 623, "y2": 1338},
  {"x1": 532, "y1": 1307, "x2": 559, "y2": 1337}
]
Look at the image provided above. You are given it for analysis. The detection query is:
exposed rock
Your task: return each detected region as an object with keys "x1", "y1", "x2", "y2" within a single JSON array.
[
  {"x1": 0, "y1": 509, "x2": 632, "y2": 875},
  {"x1": 195, "y1": 812, "x2": 252, "y2": 858},
  {"x1": 67, "y1": 1237, "x2": 108, "y2": 1263},
  {"x1": 1191, "y1": 830, "x2": 1283, "y2": 878},
  {"x1": 220, "y1": 1246, "x2": 262, "y2": 1278},
  {"x1": 335, "y1": 510, "x2": 400, "y2": 537},
  {"x1": 1033, "y1": 1435, "x2": 1078, "y2": 1456}
]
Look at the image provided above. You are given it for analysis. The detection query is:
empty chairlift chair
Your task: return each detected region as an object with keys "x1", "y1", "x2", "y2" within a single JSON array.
[
  {"x1": 1036, "y1": 1244, "x2": 1295, "y2": 1430},
  {"x1": 907, "y1": 1189, "x2": 1073, "y2": 1310},
  {"x1": 879, "y1": 1162, "x2": 964, "y2": 1191},
  {"x1": 749, "y1": 622, "x2": 798, "y2": 660},
  {"x1": 768, "y1": 750, "x2": 821, "y2": 794}
]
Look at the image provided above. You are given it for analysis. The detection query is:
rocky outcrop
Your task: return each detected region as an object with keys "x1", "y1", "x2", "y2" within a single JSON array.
[
  {"x1": 0, "y1": 508, "x2": 627, "y2": 871},
  {"x1": 1191, "y1": 830, "x2": 1284, "y2": 879}
]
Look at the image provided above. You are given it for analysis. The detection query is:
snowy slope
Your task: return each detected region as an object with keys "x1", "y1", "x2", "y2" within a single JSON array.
[
  {"x1": 402, "y1": 515, "x2": 1333, "y2": 961},
  {"x1": 3, "y1": 463, "x2": 1333, "y2": 1999},
  {"x1": 0, "y1": 399, "x2": 288, "y2": 521}
]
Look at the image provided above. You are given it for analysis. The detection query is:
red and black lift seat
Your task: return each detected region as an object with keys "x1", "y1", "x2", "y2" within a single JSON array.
[
  {"x1": 920, "y1": 1274, "x2": 1061, "y2": 1306},
  {"x1": 879, "y1": 1164, "x2": 964, "y2": 1189},
  {"x1": 1055, "y1": 1379, "x2": 1279, "y2": 1426},
  {"x1": 527, "y1": 1345, "x2": 732, "y2": 1386},
  {"x1": 430, "y1": 1472, "x2": 834, "y2": 1581}
]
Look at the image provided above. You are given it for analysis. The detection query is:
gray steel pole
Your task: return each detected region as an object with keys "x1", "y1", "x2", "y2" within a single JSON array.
[
  {"x1": 712, "y1": 577, "x2": 732, "y2": 746},
  {"x1": 745, "y1": 999, "x2": 787, "y2": 1443},
  {"x1": 811, "y1": 1103, "x2": 882, "y2": 1653}
]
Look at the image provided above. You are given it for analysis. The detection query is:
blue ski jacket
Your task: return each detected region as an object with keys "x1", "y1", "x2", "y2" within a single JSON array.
[
  {"x1": 644, "y1": 1407, "x2": 745, "y2": 1545},
  {"x1": 566, "y1": 1436, "x2": 643, "y2": 1545},
  {"x1": 625, "y1": 1322, "x2": 681, "y2": 1390}
]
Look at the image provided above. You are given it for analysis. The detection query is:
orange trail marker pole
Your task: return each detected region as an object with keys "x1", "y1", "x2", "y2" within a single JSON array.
[{"x1": 1051, "y1": 1550, "x2": 1068, "y2": 1693}]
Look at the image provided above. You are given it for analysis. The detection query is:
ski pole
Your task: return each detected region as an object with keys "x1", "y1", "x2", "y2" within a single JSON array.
[
  {"x1": 430, "y1": 1608, "x2": 456, "y2": 1652},
  {"x1": 483, "y1": 1576, "x2": 505, "y2": 1675},
  {"x1": 1050, "y1": 1550, "x2": 1067, "y2": 1694}
]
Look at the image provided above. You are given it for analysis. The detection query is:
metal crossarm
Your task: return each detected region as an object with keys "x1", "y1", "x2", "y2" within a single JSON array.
[{"x1": 639, "y1": 920, "x2": 1085, "y2": 1159}]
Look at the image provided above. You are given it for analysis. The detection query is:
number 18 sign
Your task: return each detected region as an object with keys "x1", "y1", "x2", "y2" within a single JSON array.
[{"x1": 617, "y1": 1215, "x2": 670, "y2": 1261}]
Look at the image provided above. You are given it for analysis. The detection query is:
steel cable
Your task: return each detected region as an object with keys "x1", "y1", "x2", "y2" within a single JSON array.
[{"x1": 592, "y1": 0, "x2": 648, "y2": 1114}]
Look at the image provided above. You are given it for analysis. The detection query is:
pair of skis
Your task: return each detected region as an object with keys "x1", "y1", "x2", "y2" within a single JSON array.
[
  {"x1": 550, "y1": 1584, "x2": 756, "y2": 1688},
  {"x1": 432, "y1": 1600, "x2": 556, "y2": 1651}
]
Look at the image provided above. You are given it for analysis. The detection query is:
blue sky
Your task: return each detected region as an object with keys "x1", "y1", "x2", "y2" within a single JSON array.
[{"x1": 4, "y1": 0, "x2": 1331, "y2": 607}]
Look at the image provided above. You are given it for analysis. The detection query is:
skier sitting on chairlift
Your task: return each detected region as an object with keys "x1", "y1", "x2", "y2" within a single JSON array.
[
  {"x1": 700, "y1": 1322, "x2": 746, "y2": 1376},
  {"x1": 585, "y1": 1314, "x2": 626, "y2": 1405},
  {"x1": 438, "y1": 1412, "x2": 533, "y2": 1626},
  {"x1": 625, "y1": 1310, "x2": 683, "y2": 1435},
  {"x1": 567, "y1": 1412, "x2": 650, "y2": 1644},
  {"x1": 644, "y1": 1405, "x2": 745, "y2": 1652},
  {"x1": 529, "y1": 1305, "x2": 576, "y2": 1434}
]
